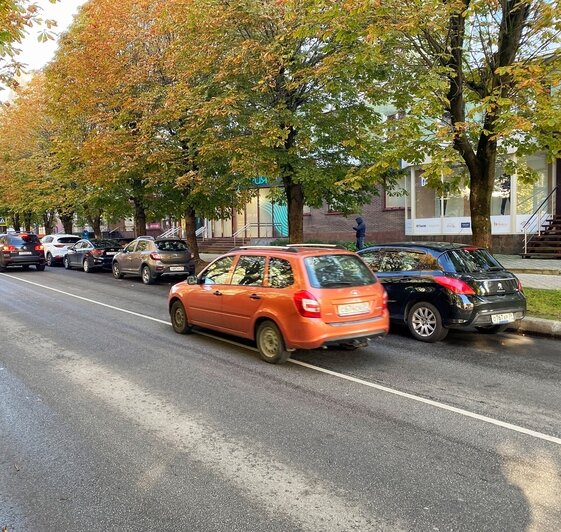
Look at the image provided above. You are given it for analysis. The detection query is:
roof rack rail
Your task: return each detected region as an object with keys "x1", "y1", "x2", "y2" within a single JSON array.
[
  {"x1": 231, "y1": 243, "x2": 346, "y2": 252},
  {"x1": 136, "y1": 235, "x2": 155, "y2": 239},
  {"x1": 287, "y1": 243, "x2": 341, "y2": 248}
]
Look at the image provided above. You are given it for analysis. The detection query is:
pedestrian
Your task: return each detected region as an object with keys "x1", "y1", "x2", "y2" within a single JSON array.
[{"x1": 353, "y1": 216, "x2": 366, "y2": 250}]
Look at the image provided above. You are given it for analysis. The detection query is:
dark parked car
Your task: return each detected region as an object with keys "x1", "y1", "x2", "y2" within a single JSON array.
[
  {"x1": 358, "y1": 242, "x2": 526, "y2": 342},
  {"x1": 64, "y1": 239, "x2": 122, "y2": 272},
  {"x1": 112, "y1": 236, "x2": 196, "y2": 284},
  {"x1": 0, "y1": 232, "x2": 46, "y2": 271}
]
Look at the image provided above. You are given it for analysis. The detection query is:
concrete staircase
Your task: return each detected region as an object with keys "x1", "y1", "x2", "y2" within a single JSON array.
[
  {"x1": 522, "y1": 214, "x2": 561, "y2": 259},
  {"x1": 196, "y1": 237, "x2": 250, "y2": 254}
]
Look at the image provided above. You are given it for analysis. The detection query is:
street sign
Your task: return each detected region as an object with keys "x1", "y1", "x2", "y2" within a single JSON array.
[{"x1": 0, "y1": 217, "x2": 6, "y2": 224}]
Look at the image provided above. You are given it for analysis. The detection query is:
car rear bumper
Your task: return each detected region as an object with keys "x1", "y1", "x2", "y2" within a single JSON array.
[
  {"x1": 1, "y1": 256, "x2": 45, "y2": 267},
  {"x1": 284, "y1": 312, "x2": 390, "y2": 350},
  {"x1": 155, "y1": 263, "x2": 196, "y2": 276},
  {"x1": 444, "y1": 293, "x2": 526, "y2": 328}
]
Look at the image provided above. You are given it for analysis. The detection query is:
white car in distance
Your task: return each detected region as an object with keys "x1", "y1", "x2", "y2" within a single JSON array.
[{"x1": 41, "y1": 234, "x2": 81, "y2": 267}]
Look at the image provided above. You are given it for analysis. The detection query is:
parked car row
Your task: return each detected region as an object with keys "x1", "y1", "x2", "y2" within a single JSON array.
[{"x1": 2, "y1": 233, "x2": 527, "y2": 363}]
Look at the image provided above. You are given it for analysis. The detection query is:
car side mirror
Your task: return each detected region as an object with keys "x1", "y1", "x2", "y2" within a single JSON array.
[{"x1": 187, "y1": 275, "x2": 198, "y2": 285}]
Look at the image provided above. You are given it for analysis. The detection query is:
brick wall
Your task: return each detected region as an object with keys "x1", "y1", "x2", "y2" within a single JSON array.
[{"x1": 303, "y1": 195, "x2": 406, "y2": 244}]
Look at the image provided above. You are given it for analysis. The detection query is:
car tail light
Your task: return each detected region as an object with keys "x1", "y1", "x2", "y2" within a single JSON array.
[
  {"x1": 150, "y1": 252, "x2": 162, "y2": 261},
  {"x1": 382, "y1": 289, "x2": 388, "y2": 310},
  {"x1": 2, "y1": 245, "x2": 15, "y2": 252},
  {"x1": 517, "y1": 278, "x2": 524, "y2": 292},
  {"x1": 433, "y1": 276, "x2": 476, "y2": 295},
  {"x1": 35, "y1": 244, "x2": 44, "y2": 251},
  {"x1": 293, "y1": 290, "x2": 321, "y2": 318},
  {"x1": 91, "y1": 249, "x2": 104, "y2": 256}
]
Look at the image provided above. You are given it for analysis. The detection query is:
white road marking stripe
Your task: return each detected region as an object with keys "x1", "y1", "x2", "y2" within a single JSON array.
[{"x1": 4, "y1": 273, "x2": 561, "y2": 446}]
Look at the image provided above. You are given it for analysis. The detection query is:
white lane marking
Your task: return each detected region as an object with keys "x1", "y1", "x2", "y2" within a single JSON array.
[
  {"x1": 289, "y1": 360, "x2": 561, "y2": 446},
  {"x1": 4, "y1": 273, "x2": 561, "y2": 446},
  {"x1": 0, "y1": 273, "x2": 169, "y2": 325}
]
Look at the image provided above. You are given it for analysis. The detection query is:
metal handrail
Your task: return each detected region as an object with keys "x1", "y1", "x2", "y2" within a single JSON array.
[
  {"x1": 232, "y1": 222, "x2": 284, "y2": 246},
  {"x1": 195, "y1": 225, "x2": 207, "y2": 239},
  {"x1": 158, "y1": 226, "x2": 181, "y2": 239},
  {"x1": 522, "y1": 186, "x2": 557, "y2": 254}
]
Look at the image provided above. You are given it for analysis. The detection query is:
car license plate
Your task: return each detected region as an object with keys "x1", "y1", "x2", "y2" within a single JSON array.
[
  {"x1": 18, "y1": 251, "x2": 32, "y2": 255},
  {"x1": 338, "y1": 301, "x2": 370, "y2": 317},
  {"x1": 491, "y1": 312, "x2": 514, "y2": 324},
  {"x1": 106, "y1": 251, "x2": 118, "y2": 255},
  {"x1": 170, "y1": 266, "x2": 184, "y2": 272}
]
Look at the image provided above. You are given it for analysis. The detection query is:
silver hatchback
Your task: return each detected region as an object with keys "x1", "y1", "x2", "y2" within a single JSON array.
[{"x1": 112, "y1": 236, "x2": 195, "y2": 284}]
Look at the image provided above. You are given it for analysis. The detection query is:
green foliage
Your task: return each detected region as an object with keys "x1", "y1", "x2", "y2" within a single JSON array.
[{"x1": 524, "y1": 288, "x2": 561, "y2": 321}]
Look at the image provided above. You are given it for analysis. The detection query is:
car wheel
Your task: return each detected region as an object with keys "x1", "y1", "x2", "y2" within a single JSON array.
[
  {"x1": 256, "y1": 320, "x2": 290, "y2": 364},
  {"x1": 407, "y1": 301, "x2": 448, "y2": 343},
  {"x1": 112, "y1": 261, "x2": 124, "y2": 279},
  {"x1": 46, "y1": 252, "x2": 54, "y2": 267},
  {"x1": 36, "y1": 264, "x2": 45, "y2": 271},
  {"x1": 83, "y1": 258, "x2": 93, "y2": 273},
  {"x1": 141, "y1": 265, "x2": 156, "y2": 285},
  {"x1": 170, "y1": 300, "x2": 193, "y2": 334},
  {"x1": 64, "y1": 256, "x2": 71, "y2": 270},
  {"x1": 475, "y1": 324, "x2": 509, "y2": 334}
]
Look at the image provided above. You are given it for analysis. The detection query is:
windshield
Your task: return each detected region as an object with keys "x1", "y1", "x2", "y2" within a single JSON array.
[
  {"x1": 156, "y1": 240, "x2": 189, "y2": 252},
  {"x1": 443, "y1": 248, "x2": 504, "y2": 273},
  {"x1": 58, "y1": 237, "x2": 80, "y2": 244},
  {"x1": 304, "y1": 254, "x2": 376, "y2": 288},
  {"x1": 10, "y1": 234, "x2": 40, "y2": 245}
]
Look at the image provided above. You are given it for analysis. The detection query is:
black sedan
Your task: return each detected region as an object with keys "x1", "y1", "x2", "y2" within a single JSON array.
[
  {"x1": 358, "y1": 242, "x2": 526, "y2": 342},
  {"x1": 63, "y1": 239, "x2": 122, "y2": 273}
]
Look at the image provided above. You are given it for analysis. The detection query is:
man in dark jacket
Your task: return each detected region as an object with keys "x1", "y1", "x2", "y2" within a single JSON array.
[{"x1": 353, "y1": 217, "x2": 366, "y2": 250}]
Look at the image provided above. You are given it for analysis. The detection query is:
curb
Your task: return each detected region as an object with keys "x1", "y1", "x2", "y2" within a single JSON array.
[
  {"x1": 508, "y1": 317, "x2": 561, "y2": 339},
  {"x1": 508, "y1": 268, "x2": 561, "y2": 275}
]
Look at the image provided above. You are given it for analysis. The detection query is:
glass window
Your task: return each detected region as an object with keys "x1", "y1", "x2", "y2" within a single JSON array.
[
  {"x1": 385, "y1": 174, "x2": 406, "y2": 209},
  {"x1": 379, "y1": 250, "x2": 424, "y2": 272},
  {"x1": 9, "y1": 234, "x2": 40, "y2": 245},
  {"x1": 43, "y1": 236, "x2": 53, "y2": 243},
  {"x1": 231, "y1": 255, "x2": 266, "y2": 286},
  {"x1": 136, "y1": 240, "x2": 150, "y2": 252},
  {"x1": 304, "y1": 254, "x2": 376, "y2": 288},
  {"x1": 359, "y1": 250, "x2": 384, "y2": 271},
  {"x1": 443, "y1": 248, "x2": 503, "y2": 273},
  {"x1": 201, "y1": 256, "x2": 234, "y2": 285},
  {"x1": 57, "y1": 237, "x2": 80, "y2": 244},
  {"x1": 268, "y1": 258, "x2": 294, "y2": 288},
  {"x1": 124, "y1": 241, "x2": 137, "y2": 253},
  {"x1": 156, "y1": 240, "x2": 188, "y2": 252}
]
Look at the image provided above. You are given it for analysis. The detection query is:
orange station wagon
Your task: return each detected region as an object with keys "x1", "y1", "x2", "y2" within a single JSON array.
[{"x1": 168, "y1": 245, "x2": 389, "y2": 364}]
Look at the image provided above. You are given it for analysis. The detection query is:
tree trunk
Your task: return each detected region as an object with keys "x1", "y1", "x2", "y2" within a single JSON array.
[
  {"x1": 23, "y1": 212, "x2": 32, "y2": 232},
  {"x1": 42, "y1": 210, "x2": 56, "y2": 235},
  {"x1": 87, "y1": 214, "x2": 102, "y2": 238},
  {"x1": 469, "y1": 142, "x2": 497, "y2": 251},
  {"x1": 60, "y1": 211, "x2": 75, "y2": 234},
  {"x1": 11, "y1": 212, "x2": 21, "y2": 232},
  {"x1": 132, "y1": 197, "x2": 146, "y2": 237},
  {"x1": 183, "y1": 206, "x2": 200, "y2": 262},
  {"x1": 284, "y1": 179, "x2": 304, "y2": 243}
]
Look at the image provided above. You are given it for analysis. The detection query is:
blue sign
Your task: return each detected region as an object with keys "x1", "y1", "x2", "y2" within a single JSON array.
[
  {"x1": 252, "y1": 176, "x2": 268, "y2": 186},
  {"x1": 461, "y1": 222, "x2": 471, "y2": 228}
]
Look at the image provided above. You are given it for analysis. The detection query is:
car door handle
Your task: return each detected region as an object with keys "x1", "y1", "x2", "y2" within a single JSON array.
[
  {"x1": 213, "y1": 290, "x2": 222, "y2": 296},
  {"x1": 249, "y1": 293, "x2": 261, "y2": 300}
]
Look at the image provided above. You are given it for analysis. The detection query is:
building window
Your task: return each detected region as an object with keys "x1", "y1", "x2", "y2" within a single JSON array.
[{"x1": 384, "y1": 173, "x2": 407, "y2": 210}]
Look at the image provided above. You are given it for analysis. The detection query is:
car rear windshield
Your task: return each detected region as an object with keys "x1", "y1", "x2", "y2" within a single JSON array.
[
  {"x1": 304, "y1": 254, "x2": 376, "y2": 288},
  {"x1": 156, "y1": 240, "x2": 189, "y2": 252},
  {"x1": 9, "y1": 234, "x2": 40, "y2": 245},
  {"x1": 443, "y1": 248, "x2": 504, "y2": 273},
  {"x1": 58, "y1": 237, "x2": 80, "y2": 244},
  {"x1": 91, "y1": 239, "x2": 120, "y2": 248}
]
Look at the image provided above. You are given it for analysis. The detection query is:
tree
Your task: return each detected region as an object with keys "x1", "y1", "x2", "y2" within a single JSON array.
[
  {"x1": 334, "y1": 0, "x2": 561, "y2": 250},
  {"x1": 167, "y1": 0, "x2": 389, "y2": 243},
  {"x1": 0, "y1": 0, "x2": 57, "y2": 91}
]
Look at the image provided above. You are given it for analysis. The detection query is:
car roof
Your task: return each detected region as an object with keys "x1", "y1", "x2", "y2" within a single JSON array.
[
  {"x1": 361, "y1": 242, "x2": 482, "y2": 252},
  {"x1": 228, "y1": 244, "x2": 352, "y2": 256}
]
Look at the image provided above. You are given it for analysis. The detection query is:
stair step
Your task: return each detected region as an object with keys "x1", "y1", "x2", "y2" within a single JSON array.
[{"x1": 521, "y1": 253, "x2": 561, "y2": 259}]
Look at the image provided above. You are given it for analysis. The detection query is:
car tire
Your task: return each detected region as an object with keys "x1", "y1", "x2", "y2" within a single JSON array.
[
  {"x1": 36, "y1": 264, "x2": 45, "y2": 271},
  {"x1": 407, "y1": 301, "x2": 448, "y2": 343},
  {"x1": 112, "y1": 261, "x2": 124, "y2": 279},
  {"x1": 475, "y1": 324, "x2": 509, "y2": 334},
  {"x1": 83, "y1": 258, "x2": 94, "y2": 273},
  {"x1": 256, "y1": 320, "x2": 290, "y2": 364},
  {"x1": 46, "y1": 252, "x2": 54, "y2": 267},
  {"x1": 64, "y1": 256, "x2": 71, "y2": 270},
  {"x1": 170, "y1": 300, "x2": 193, "y2": 334},
  {"x1": 141, "y1": 265, "x2": 156, "y2": 285}
]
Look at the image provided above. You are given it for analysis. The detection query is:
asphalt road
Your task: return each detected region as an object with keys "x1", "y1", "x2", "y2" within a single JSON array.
[{"x1": 1, "y1": 266, "x2": 561, "y2": 531}]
